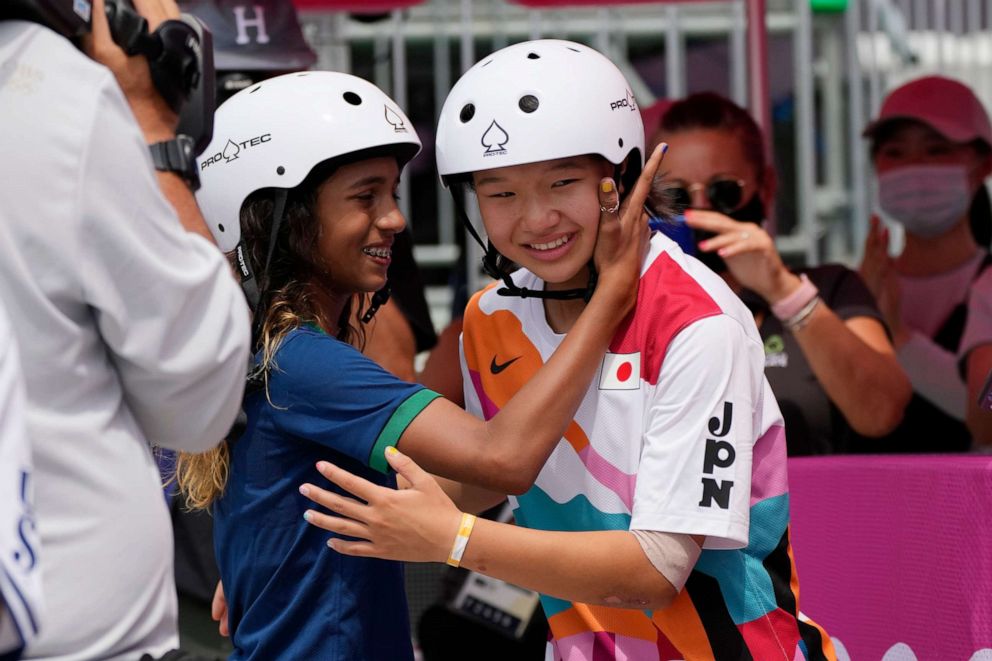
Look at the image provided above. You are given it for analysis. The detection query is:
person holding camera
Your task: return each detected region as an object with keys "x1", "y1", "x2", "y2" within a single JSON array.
[{"x1": 0, "y1": 0, "x2": 250, "y2": 658}]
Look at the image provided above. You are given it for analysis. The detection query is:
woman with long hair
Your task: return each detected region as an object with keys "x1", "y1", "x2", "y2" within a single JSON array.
[{"x1": 177, "y1": 71, "x2": 656, "y2": 660}]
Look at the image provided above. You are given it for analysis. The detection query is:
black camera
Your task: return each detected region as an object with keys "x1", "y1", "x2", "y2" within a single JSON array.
[{"x1": 1, "y1": 0, "x2": 215, "y2": 154}]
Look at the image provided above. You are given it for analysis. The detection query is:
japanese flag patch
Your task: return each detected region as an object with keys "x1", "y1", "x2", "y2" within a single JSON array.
[{"x1": 599, "y1": 352, "x2": 641, "y2": 390}]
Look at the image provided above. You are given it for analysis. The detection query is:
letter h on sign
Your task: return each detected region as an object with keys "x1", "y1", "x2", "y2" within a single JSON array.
[
  {"x1": 233, "y1": 5, "x2": 270, "y2": 45},
  {"x1": 699, "y1": 402, "x2": 736, "y2": 509}
]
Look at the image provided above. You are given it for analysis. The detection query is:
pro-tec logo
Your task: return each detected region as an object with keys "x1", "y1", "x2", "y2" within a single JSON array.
[
  {"x1": 609, "y1": 89, "x2": 637, "y2": 112},
  {"x1": 200, "y1": 133, "x2": 272, "y2": 170},
  {"x1": 481, "y1": 120, "x2": 509, "y2": 157},
  {"x1": 699, "y1": 401, "x2": 736, "y2": 509},
  {"x1": 599, "y1": 352, "x2": 640, "y2": 390},
  {"x1": 235, "y1": 244, "x2": 252, "y2": 280},
  {"x1": 385, "y1": 105, "x2": 408, "y2": 133}
]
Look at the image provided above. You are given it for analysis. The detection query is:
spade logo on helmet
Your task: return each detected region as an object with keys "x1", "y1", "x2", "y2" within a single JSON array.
[
  {"x1": 223, "y1": 139, "x2": 240, "y2": 162},
  {"x1": 384, "y1": 105, "x2": 408, "y2": 133},
  {"x1": 481, "y1": 120, "x2": 509, "y2": 157},
  {"x1": 200, "y1": 133, "x2": 273, "y2": 170},
  {"x1": 609, "y1": 89, "x2": 638, "y2": 112}
]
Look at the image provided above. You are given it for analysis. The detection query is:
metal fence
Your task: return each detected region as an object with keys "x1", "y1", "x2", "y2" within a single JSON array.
[{"x1": 298, "y1": 0, "x2": 992, "y2": 328}]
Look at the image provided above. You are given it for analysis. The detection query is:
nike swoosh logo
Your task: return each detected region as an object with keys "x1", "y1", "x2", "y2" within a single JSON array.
[{"x1": 490, "y1": 355, "x2": 521, "y2": 375}]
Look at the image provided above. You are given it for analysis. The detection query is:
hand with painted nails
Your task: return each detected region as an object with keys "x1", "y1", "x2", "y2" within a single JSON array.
[
  {"x1": 684, "y1": 209, "x2": 801, "y2": 305},
  {"x1": 592, "y1": 142, "x2": 668, "y2": 314},
  {"x1": 301, "y1": 448, "x2": 462, "y2": 564}
]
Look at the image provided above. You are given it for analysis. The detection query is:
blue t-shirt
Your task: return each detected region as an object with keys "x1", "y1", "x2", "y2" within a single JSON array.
[{"x1": 214, "y1": 326, "x2": 440, "y2": 660}]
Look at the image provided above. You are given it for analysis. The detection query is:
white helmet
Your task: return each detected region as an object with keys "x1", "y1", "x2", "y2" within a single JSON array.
[
  {"x1": 196, "y1": 71, "x2": 422, "y2": 252},
  {"x1": 436, "y1": 39, "x2": 644, "y2": 183}
]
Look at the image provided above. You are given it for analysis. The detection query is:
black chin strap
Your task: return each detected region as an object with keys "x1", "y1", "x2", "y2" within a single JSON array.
[
  {"x1": 361, "y1": 287, "x2": 391, "y2": 323},
  {"x1": 240, "y1": 189, "x2": 288, "y2": 393},
  {"x1": 450, "y1": 186, "x2": 597, "y2": 302}
]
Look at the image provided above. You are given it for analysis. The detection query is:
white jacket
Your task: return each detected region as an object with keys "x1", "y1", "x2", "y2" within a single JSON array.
[{"x1": 0, "y1": 21, "x2": 250, "y2": 660}]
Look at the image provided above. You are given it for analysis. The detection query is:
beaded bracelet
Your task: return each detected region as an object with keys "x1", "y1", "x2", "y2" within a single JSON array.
[{"x1": 782, "y1": 295, "x2": 822, "y2": 333}]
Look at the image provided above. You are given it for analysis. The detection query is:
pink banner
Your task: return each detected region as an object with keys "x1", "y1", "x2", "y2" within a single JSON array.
[{"x1": 788, "y1": 455, "x2": 992, "y2": 660}]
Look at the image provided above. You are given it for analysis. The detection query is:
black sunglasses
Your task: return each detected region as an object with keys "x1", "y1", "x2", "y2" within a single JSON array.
[{"x1": 669, "y1": 178, "x2": 746, "y2": 215}]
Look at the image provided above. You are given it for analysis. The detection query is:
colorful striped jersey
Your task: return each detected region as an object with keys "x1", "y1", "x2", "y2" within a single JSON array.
[{"x1": 460, "y1": 234, "x2": 836, "y2": 660}]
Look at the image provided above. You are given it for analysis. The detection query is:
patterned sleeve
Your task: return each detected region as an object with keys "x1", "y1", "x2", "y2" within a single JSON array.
[
  {"x1": 632, "y1": 314, "x2": 765, "y2": 549},
  {"x1": 268, "y1": 330, "x2": 440, "y2": 473}
]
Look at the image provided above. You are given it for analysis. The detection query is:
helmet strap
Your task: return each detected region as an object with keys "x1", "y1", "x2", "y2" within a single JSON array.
[
  {"x1": 242, "y1": 189, "x2": 289, "y2": 351},
  {"x1": 361, "y1": 286, "x2": 391, "y2": 324},
  {"x1": 448, "y1": 185, "x2": 597, "y2": 302}
]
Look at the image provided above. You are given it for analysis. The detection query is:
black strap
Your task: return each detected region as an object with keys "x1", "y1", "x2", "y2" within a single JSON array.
[
  {"x1": 361, "y1": 287, "x2": 391, "y2": 323},
  {"x1": 239, "y1": 191, "x2": 288, "y2": 395},
  {"x1": 243, "y1": 190, "x2": 287, "y2": 349}
]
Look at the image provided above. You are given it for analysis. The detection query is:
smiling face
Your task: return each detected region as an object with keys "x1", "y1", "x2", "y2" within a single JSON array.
[
  {"x1": 314, "y1": 156, "x2": 405, "y2": 296},
  {"x1": 473, "y1": 155, "x2": 612, "y2": 289}
]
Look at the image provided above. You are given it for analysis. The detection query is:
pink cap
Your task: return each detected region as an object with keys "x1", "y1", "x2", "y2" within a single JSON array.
[
  {"x1": 640, "y1": 99, "x2": 673, "y2": 142},
  {"x1": 863, "y1": 75, "x2": 992, "y2": 146}
]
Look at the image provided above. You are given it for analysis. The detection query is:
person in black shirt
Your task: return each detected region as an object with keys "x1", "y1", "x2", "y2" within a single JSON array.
[{"x1": 651, "y1": 92, "x2": 912, "y2": 455}]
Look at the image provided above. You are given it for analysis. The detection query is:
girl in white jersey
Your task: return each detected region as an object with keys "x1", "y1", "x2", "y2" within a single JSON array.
[{"x1": 301, "y1": 40, "x2": 836, "y2": 661}]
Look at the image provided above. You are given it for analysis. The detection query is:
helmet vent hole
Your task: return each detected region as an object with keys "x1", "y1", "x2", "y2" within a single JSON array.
[
  {"x1": 276, "y1": 166, "x2": 286, "y2": 175},
  {"x1": 527, "y1": 52, "x2": 540, "y2": 60},
  {"x1": 566, "y1": 47, "x2": 580, "y2": 53},
  {"x1": 248, "y1": 85, "x2": 261, "y2": 94},
  {"x1": 482, "y1": 60, "x2": 493, "y2": 67},
  {"x1": 343, "y1": 92, "x2": 362, "y2": 106},
  {"x1": 519, "y1": 95, "x2": 539, "y2": 113},
  {"x1": 460, "y1": 103, "x2": 476, "y2": 123},
  {"x1": 218, "y1": 223, "x2": 225, "y2": 233},
  {"x1": 618, "y1": 138, "x2": 624, "y2": 148}
]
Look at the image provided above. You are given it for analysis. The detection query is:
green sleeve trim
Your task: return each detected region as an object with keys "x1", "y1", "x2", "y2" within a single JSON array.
[{"x1": 369, "y1": 389, "x2": 442, "y2": 473}]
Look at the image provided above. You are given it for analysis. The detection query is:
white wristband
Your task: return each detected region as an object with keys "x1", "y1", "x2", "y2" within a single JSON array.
[{"x1": 446, "y1": 513, "x2": 477, "y2": 568}]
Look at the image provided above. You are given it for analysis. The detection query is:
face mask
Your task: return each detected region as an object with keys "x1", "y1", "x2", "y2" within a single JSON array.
[
  {"x1": 692, "y1": 195, "x2": 767, "y2": 273},
  {"x1": 877, "y1": 164, "x2": 972, "y2": 239}
]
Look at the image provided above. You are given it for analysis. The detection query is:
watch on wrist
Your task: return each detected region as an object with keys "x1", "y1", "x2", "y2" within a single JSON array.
[{"x1": 148, "y1": 134, "x2": 200, "y2": 191}]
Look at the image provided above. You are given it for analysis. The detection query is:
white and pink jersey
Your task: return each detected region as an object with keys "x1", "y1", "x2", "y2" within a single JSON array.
[{"x1": 460, "y1": 233, "x2": 834, "y2": 660}]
